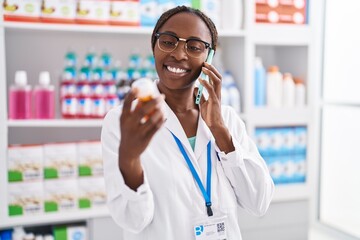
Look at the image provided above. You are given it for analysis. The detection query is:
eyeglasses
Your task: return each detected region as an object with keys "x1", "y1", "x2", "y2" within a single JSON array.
[{"x1": 155, "y1": 32, "x2": 211, "y2": 58}]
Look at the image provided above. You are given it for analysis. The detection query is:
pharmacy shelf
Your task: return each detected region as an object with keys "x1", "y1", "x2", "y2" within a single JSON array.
[
  {"x1": 2, "y1": 21, "x2": 246, "y2": 37},
  {"x1": 252, "y1": 24, "x2": 311, "y2": 46},
  {"x1": 7, "y1": 119, "x2": 103, "y2": 128},
  {"x1": 272, "y1": 183, "x2": 310, "y2": 202},
  {"x1": 246, "y1": 107, "x2": 311, "y2": 126},
  {"x1": 0, "y1": 207, "x2": 109, "y2": 229}
]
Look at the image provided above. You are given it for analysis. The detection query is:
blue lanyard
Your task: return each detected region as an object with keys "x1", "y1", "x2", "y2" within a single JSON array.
[{"x1": 171, "y1": 132, "x2": 213, "y2": 217}]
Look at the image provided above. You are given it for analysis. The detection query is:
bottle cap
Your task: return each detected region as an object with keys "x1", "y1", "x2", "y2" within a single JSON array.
[
  {"x1": 39, "y1": 71, "x2": 51, "y2": 86},
  {"x1": 283, "y1": 72, "x2": 293, "y2": 80},
  {"x1": 15, "y1": 71, "x2": 27, "y2": 86},
  {"x1": 294, "y1": 77, "x2": 304, "y2": 85},
  {"x1": 131, "y1": 78, "x2": 158, "y2": 101},
  {"x1": 268, "y1": 66, "x2": 279, "y2": 73}
]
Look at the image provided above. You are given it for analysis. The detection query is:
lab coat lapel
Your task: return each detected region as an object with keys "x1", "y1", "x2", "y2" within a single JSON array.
[
  {"x1": 163, "y1": 102, "x2": 197, "y2": 161},
  {"x1": 194, "y1": 114, "x2": 212, "y2": 160}
]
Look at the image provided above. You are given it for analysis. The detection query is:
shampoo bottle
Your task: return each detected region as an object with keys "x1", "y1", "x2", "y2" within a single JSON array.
[
  {"x1": 34, "y1": 71, "x2": 55, "y2": 119},
  {"x1": 9, "y1": 71, "x2": 32, "y2": 119}
]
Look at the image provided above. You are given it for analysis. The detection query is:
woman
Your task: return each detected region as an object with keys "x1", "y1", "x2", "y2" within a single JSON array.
[{"x1": 101, "y1": 5, "x2": 274, "y2": 240}]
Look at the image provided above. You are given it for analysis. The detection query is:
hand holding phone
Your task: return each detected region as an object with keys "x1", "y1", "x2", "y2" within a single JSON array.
[{"x1": 195, "y1": 49, "x2": 215, "y2": 105}]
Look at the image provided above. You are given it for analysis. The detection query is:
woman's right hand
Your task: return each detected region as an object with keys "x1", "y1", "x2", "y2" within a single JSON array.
[{"x1": 118, "y1": 88, "x2": 165, "y2": 190}]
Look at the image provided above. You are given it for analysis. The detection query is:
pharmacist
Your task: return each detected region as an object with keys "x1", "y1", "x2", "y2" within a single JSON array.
[{"x1": 101, "y1": 5, "x2": 274, "y2": 240}]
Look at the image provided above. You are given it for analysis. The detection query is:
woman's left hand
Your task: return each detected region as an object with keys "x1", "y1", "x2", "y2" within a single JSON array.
[
  {"x1": 197, "y1": 62, "x2": 235, "y2": 153},
  {"x1": 196, "y1": 62, "x2": 224, "y2": 129}
]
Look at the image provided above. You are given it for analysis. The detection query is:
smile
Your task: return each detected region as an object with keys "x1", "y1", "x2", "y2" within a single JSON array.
[{"x1": 166, "y1": 66, "x2": 188, "y2": 74}]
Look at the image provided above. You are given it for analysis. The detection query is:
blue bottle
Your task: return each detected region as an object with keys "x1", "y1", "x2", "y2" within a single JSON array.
[{"x1": 254, "y1": 57, "x2": 266, "y2": 106}]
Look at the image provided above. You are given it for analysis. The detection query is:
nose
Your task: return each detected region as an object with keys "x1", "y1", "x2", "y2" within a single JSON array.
[{"x1": 170, "y1": 40, "x2": 188, "y2": 60}]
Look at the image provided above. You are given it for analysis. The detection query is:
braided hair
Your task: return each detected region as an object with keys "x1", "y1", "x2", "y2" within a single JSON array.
[{"x1": 151, "y1": 5, "x2": 218, "y2": 52}]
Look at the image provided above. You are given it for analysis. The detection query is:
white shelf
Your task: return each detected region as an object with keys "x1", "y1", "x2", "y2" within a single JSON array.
[
  {"x1": 272, "y1": 183, "x2": 310, "y2": 202},
  {"x1": 246, "y1": 107, "x2": 311, "y2": 126},
  {"x1": 3, "y1": 21, "x2": 153, "y2": 34},
  {"x1": 7, "y1": 119, "x2": 103, "y2": 128},
  {"x1": 0, "y1": 208, "x2": 109, "y2": 229},
  {"x1": 2, "y1": 21, "x2": 246, "y2": 37},
  {"x1": 252, "y1": 24, "x2": 311, "y2": 46}
]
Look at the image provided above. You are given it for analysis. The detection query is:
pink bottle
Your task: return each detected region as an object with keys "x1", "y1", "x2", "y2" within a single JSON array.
[
  {"x1": 33, "y1": 71, "x2": 55, "y2": 119},
  {"x1": 9, "y1": 71, "x2": 32, "y2": 119}
]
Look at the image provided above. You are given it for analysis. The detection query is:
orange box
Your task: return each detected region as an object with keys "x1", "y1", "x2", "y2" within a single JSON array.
[
  {"x1": 255, "y1": 0, "x2": 307, "y2": 24},
  {"x1": 3, "y1": 0, "x2": 41, "y2": 22}
]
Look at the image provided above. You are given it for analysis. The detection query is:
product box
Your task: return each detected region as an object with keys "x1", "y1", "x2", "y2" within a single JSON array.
[
  {"x1": 255, "y1": 0, "x2": 307, "y2": 24},
  {"x1": 54, "y1": 225, "x2": 87, "y2": 240},
  {"x1": 264, "y1": 155, "x2": 283, "y2": 185},
  {"x1": 8, "y1": 182, "x2": 43, "y2": 216},
  {"x1": 254, "y1": 128, "x2": 271, "y2": 157},
  {"x1": 78, "y1": 177, "x2": 106, "y2": 209},
  {"x1": 281, "y1": 127, "x2": 295, "y2": 155},
  {"x1": 200, "y1": 0, "x2": 220, "y2": 27},
  {"x1": 157, "y1": 0, "x2": 176, "y2": 16},
  {"x1": 77, "y1": 141, "x2": 103, "y2": 177},
  {"x1": 3, "y1": 0, "x2": 41, "y2": 22},
  {"x1": 139, "y1": 0, "x2": 158, "y2": 26},
  {"x1": 40, "y1": 0, "x2": 77, "y2": 23},
  {"x1": 294, "y1": 126, "x2": 307, "y2": 155},
  {"x1": 43, "y1": 142, "x2": 77, "y2": 179},
  {"x1": 76, "y1": 0, "x2": 110, "y2": 25},
  {"x1": 109, "y1": 0, "x2": 140, "y2": 26},
  {"x1": 8, "y1": 144, "x2": 43, "y2": 182},
  {"x1": 44, "y1": 179, "x2": 78, "y2": 212}
]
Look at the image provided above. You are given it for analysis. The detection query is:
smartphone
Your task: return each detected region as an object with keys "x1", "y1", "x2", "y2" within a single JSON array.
[{"x1": 195, "y1": 49, "x2": 215, "y2": 105}]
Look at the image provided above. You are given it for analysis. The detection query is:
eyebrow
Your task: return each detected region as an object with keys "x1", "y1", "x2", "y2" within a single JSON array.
[{"x1": 161, "y1": 31, "x2": 204, "y2": 41}]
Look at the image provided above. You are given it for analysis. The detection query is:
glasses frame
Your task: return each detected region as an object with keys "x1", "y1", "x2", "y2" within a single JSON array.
[{"x1": 155, "y1": 32, "x2": 212, "y2": 58}]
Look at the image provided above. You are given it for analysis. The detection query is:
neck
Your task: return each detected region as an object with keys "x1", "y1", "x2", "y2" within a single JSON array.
[{"x1": 158, "y1": 83, "x2": 198, "y2": 113}]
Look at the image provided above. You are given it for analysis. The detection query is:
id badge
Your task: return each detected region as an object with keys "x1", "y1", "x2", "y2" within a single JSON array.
[{"x1": 193, "y1": 214, "x2": 227, "y2": 240}]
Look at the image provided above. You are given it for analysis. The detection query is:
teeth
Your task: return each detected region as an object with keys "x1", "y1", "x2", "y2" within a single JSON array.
[{"x1": 167, "y1": 66, "x2": 186, "y2": 73}]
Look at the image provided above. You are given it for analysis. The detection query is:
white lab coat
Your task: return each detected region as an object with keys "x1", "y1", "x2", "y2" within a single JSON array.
[{"x1": 101, "y1": 96, "x2": 274, "y2": 240}]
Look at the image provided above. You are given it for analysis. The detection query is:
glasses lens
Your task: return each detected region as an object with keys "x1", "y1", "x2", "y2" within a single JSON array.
[
  {"x1": 186, "y1": 40, "x2": 207, "y2": 58},
  {"x1": 158, "y1": 34, "x2": 178, "y2": 52}
]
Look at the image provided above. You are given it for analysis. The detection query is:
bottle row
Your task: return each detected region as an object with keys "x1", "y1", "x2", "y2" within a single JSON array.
[
  {"x1": 2, "y1": 0, "x2": 242, "y2": 29},
  {"x1": 8, "y1": 177, "x2": 106, "y2": 217},
  {"x1": 265, "y1": 153, "x2": 306, "y2": 185},
  {"x1": 8, "y1": 141, "x2": 102, "y2": 183},
  {"x1": 0, "y1": 224, "x2": 87, "y2": 240},
  {"x1": 254, "y1": 57, "x2": 306, "y2": 108},
  {"x1": 254, "y1": 126, "x2": 307, "y2": 156},
  {"x1": 254, "y1": 126, "x2": 307, "y2": 185}
]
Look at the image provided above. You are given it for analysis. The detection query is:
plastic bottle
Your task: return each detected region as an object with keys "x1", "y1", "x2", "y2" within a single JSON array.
[
  {"x1": 254, "y1": 57, "x2": 266, "y2": 107},
  {"x1": 11, "y1": 227, "x2": 26, "y2": 240},
  {"x1": 221, "y1": 0, "x2": 242, "y2": 29},
  {"x1": 294, "y1": 78, "x2": 306, "y2": 107},
  {"x1": 100, "y1": 50, "x2": 112, "y2": 70},
  {"x1": 223, "y1": 71, "x2": 241, "y2": 113},
  {"x1": 282, "y1": 73, "x2": 295, "y2": 107},
  {"x1": 91, "y1": 85, "x2": 106, "y2": 118},
  {"x1": 77, "y1": 81, "x2": 92, "y2": 119},
  {"x1": 266, "y1": 66, "x2": 283, "y2": 108},
  {"x1": 33, "y1": 71, "x2": 55, "y2": 119},
  {"x1": 9, "y1": 71, "x2": 32, "y2": 119}
]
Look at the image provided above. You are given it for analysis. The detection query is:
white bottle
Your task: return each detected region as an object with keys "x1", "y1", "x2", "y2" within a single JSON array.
[
  {"x1": 294, "y1": 78, "x2": 306, "y2": 107},
  {"x1": 223, "y1": 71, "x2": 241, "y2": 113},
  {"x1": 266, "y1": 66, "x2": 283, "y2": 108},
  {"x1": 221, "y1": 0, "x2": 243, "y2": 29},
  {"x1": 282, "y1": 73, "x2": 295, "y2": 107},
  {"x1": 12, "y1": 227, "x2": 26, "y2": 240},
  {"x1": 254, "y1": 57, "x2": 266, "y2": 106}
]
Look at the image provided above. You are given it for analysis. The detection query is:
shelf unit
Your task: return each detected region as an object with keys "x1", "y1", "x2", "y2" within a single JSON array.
[{"x1": 0, "y1": 1, "x2": 316, "y2": 230}]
